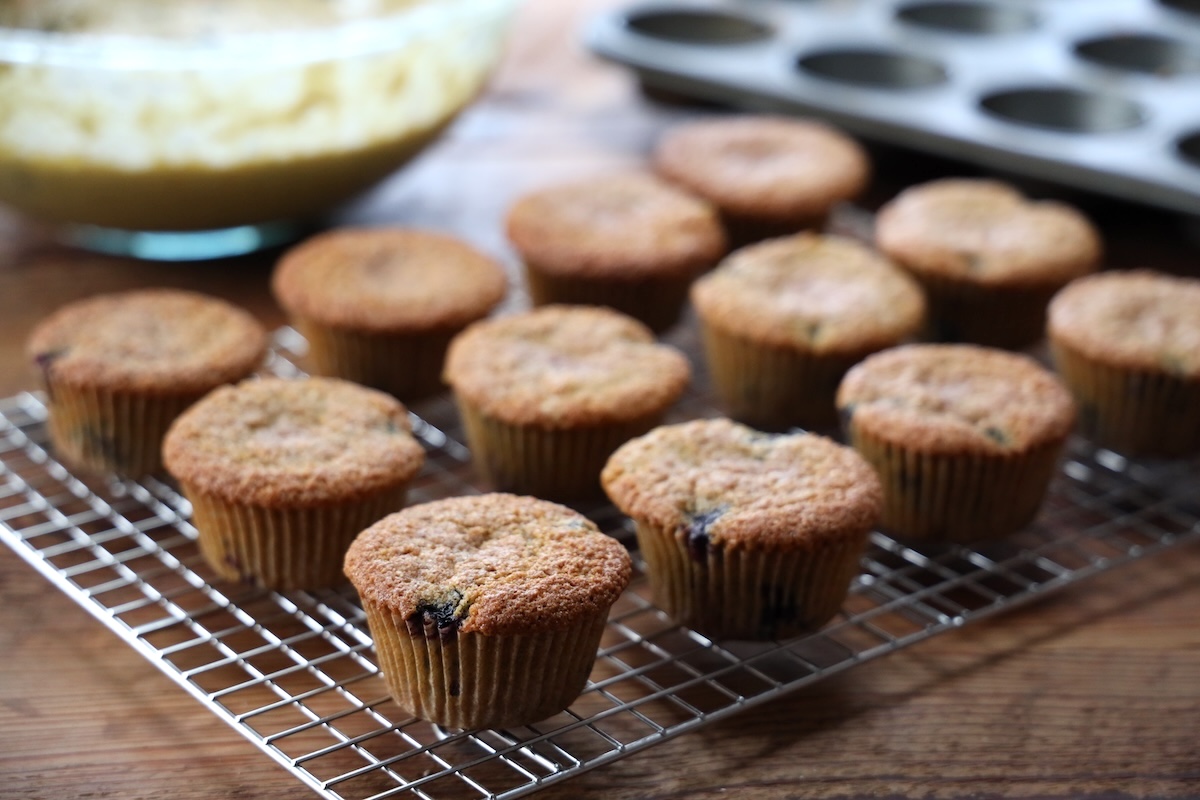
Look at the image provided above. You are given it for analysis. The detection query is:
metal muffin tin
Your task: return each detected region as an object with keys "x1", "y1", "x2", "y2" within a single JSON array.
[{"x1": 585, "y1": 0, "x2": 1200, "y2": 216}]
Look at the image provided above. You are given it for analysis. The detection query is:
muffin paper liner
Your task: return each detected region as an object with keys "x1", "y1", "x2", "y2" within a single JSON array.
[
  {"x1": 720, "y1": 211, "x2": 825, "y2": 250},
  {"x1": 295, "y1": 318, "x2": 455, "y2": 403},
  {"x1": 185, "y1": 486, "x2": 410, "y2": 590},
  {"x1": 633, "y1": 520, "x2": 866, "y2": 641},
  {"x1": 48, "y1": 384, "x2": 199, "y2": 476},
  {"x1": 1051, "y1": 340, "x2": 1200, "y2": 457},
  {"x1": 915, "y1": 273, "x2": 1058, "y2": 351},
  {"x1": 363, "y1": 604, "x2": 608, "y2": 729},
  {"x1": 523, "y1": 266, "x2": 693, "y2": 334},
  {"x1": 456, "y1": 401, "x2": 661, "y2": 500},
  {"x1": 847, "y1": 426, "x2": 1065, "y2": 542},
  {"x1": 698, "y1": 322, "x2": 859, "y2": 432}
]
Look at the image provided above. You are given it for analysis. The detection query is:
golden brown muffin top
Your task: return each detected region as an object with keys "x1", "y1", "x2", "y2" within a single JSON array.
[
  {"x1": 344, "y1": 493, "x2": 632, "y2": 637},
  {"x1": 26, "y1": 288, "x2": 267, "y2": 394},
  {"x1": 443, "y1": 305, "x2": 691, "y2": 428},
  {"x1": 162, "y1": 376, "x2": 424, "y2": 507},
  {"x1": 1048, "y1": 269, "x2": 1200, "y2": 378},
  {"x1": 691, "y1": 233, "x2": 926, "y2": 354},
  {"x1": 653, "y1": 115, "x2": 870, "y2": 222},
  {"x1": 601, "y1": 418, "x2": 882, "y2": 552},
  {"x1": 874, "y1": 179, "x2": 1101, "y2": 287},
  {"x1": 271, "y1": 227, "x2": 508, "y2": 333},
  {"x1": 837, "y1": 344, "x2": 1076, "y2": 454},
  {"x1": 505, "y1": 172, "x2": 727, "y2": 280}
]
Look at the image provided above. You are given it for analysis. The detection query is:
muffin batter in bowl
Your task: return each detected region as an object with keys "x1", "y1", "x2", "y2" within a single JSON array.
[{"x1": 0, "y1": 0, "x2": 513, "y2": 240}]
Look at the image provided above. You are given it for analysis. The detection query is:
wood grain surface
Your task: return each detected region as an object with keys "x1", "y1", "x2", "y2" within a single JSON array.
[{"x1": 3, "y1": 1, "x2": 1200, "y2": 798}]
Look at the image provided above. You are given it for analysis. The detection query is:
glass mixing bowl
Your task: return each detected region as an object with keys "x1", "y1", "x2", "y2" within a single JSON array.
[{"x1": 0, "y1": 0, "x2": 515, "y2": 259}]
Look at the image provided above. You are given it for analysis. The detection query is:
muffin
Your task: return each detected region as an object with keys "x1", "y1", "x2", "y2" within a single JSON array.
[
  {"x1": 162, "y1": 376, "x2": 425, "y2": 590},
  {"x1": 26, "y1": 288, "x2": 267, "y2": 476},
  {"x1": 443, "y1": 305, "x2": 691, "y2": 500},
  {"x1": 874, "y1": 178, "x2": 1102, "y2": 349},
  {"x1": 272, "y1": 227, "x2": 507, "y2": 403},
  {"x1": 505, "y1": 172, "x2": 727, "y2": 332},
  {"x1": 601, "y1": 418, "x2": 882, "y2": 641},
  {"x1": 653, "y1": 115, "x2": 871, "y2": 245},
  {"x1": 836, "y1": 344, "x2": 1076, "y2": 542},
  {"x1": 344, "y1": 493, "x2": 632, "y2": 730},
  {"x1": 1047, "y1": 269, "x2": 1200, "y2": 456},
  {"x1": 691, "y1": 233, "x2": 926, "y2": 431}
]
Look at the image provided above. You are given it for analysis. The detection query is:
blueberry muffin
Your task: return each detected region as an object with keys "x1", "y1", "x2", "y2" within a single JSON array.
[
  {"x1": 26, "y1": 288, "x2": 267, "y2": 476},
  {"x1": 1048, "y1": 269, "x2": 1200, "y2": 456},
  {"x1": 443, "y1": 305, "x2": 691, "y2": 500},
  {"x1": 653, "y1": 115, "x2": 871, "y2": 245},
  {"x1": 602, "y1": 418, "x2": 881, "y2": 640},
  {"x1": 691, "y1": 233, "x2": 926, "y2": 430},
  {"x1": 875, "y1": 178, "x2": 1102, "y2": 349},
  {"x1": 272, "y1": 227, "x2": 507, "y2": 403},
  {"x1": 505, "y1": 172, "x2": 726, "y2": 332},
  {"x1": 163, "y1": 376, "x2": 425, "y2": 590},
  {"x1": 837, "y1": 344, "x2": 1076, "y2": 541},
  {"x1": 344, "y1": 493, "x2": 632, "y2": 729}
]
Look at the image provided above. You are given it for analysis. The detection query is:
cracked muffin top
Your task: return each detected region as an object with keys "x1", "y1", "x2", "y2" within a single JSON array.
[
  {"x1": 344, "y1": 493, "x2": 632, "y2": 636},
  {"x1": 874, "y1": 179, "x2": 1101, "y2": 288},
  {"x1": 163, "y1": 376, "x2": 425, "y2": 507},
  {"x1": 837, "y1": 344, "x2": 1076, "y2": 454},
  {"x1": 443, "y1": 305, "x2": 691, "y2": 428},
  {"x1": 1048, "y1": 269, "x2": 1200, "y2": 378},
  {"x1": 26, "y1": 288, "x2": 267, "y2": 394},
  {"x1": 601, "y1": 418, "x2": 881, "y2": 552},
  {"x1": 653, "y1": 115, "x2": 870, "y2": 223},
  {"x1": 691, "y1": 233, "x2": 926, "y2": 354},
  {"x1": 271, "y1": 227, "x2": 508, "y2": 334},
  {"x1": 505, "y1": 172, "x2": 726, "y2": 280}
]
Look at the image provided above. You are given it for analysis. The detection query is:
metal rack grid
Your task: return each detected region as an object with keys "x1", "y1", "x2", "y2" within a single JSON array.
[{"x1": 2, "y1": 330, "x2": 1199, "y2": 800}]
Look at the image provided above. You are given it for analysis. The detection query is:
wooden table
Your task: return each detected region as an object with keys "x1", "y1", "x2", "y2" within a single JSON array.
[{"x1": 3, "y1": 1, "x2": 1199, "y2": 797}]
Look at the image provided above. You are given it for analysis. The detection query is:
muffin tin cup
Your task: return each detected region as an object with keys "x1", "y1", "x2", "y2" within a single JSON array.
[
  {"x1": 455, "y1": 401, "x2": 666, "y2": 500},
  {"x1": 698, "y1": 321, "x2": 866, "y2": 432},
  {"x1": 362, "y1": 606, "x2": 608, "y2": 730},
  {"x1": 523, "y1": 265, "x2": 695, "y2": 334},
  {"x1": 46, "y1": 385, "x2": 200, "y2": 476},
  {"x1": 1050, "y1": 340, "x2": 1200, "y2": 457},
  {"x1": 184, "y1": 486, "x2": 411, "y2": 591},
  {"x1": 911, "y1": 272, "x2": 1061, "y2": 350},
  {"x1": 293, "y1": 318, "x2": 456, "y2": 404},
  {"x1": 633, "y1": 520, "x2": 866, "y2": 641},
  {"x1": 845, "y1": 427, "x2": 1066, "y2": 542},
  {"x1": 895, "y1": 2, "x2": 1039, "y2": 35}
]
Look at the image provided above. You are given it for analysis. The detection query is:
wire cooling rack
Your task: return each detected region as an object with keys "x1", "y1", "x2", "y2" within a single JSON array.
[{"x1": 2, "y1": 327, "x2": 1199, "y2": 800}]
